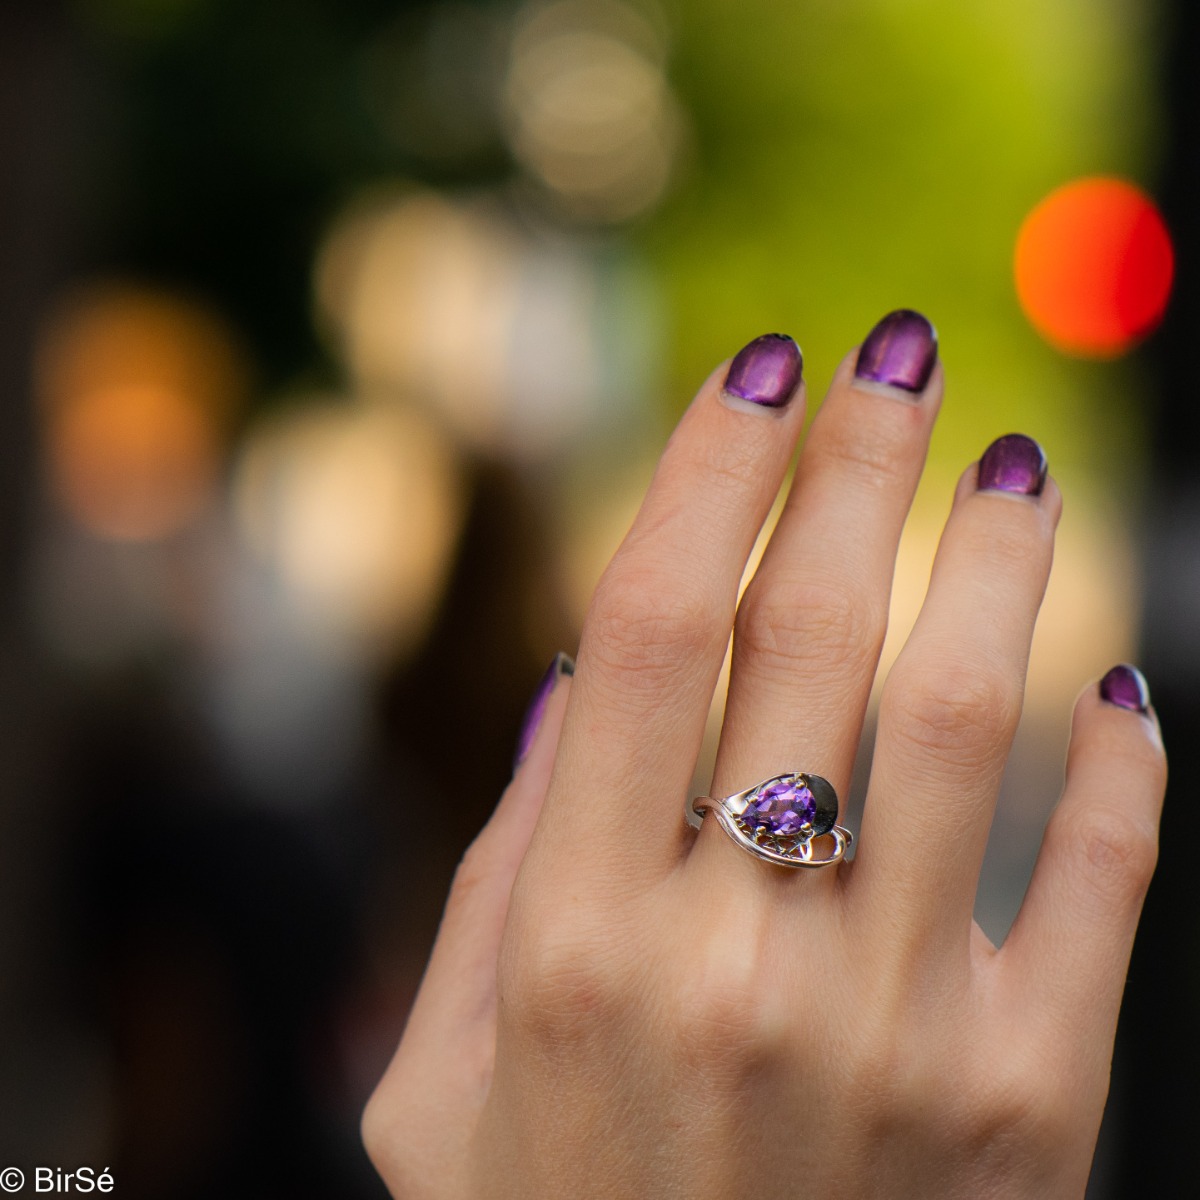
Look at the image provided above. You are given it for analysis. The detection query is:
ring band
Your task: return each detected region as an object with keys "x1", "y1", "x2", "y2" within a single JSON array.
[{"x1": 687, "y1": 772, "x2": 852, "y2": 868}]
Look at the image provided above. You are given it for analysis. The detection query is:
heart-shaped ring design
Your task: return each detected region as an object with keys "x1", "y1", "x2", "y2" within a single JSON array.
[{"x1": 687, "y1": 772, "x2": 853, "y2": 868}]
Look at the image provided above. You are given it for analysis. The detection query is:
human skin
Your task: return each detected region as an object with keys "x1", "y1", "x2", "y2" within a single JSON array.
[{"x1": 363, "y1": 315, "x2": 1167, "y2": 1199}]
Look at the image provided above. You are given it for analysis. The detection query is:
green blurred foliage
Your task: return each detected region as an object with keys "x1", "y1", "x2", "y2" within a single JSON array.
[{"x1": 646, "y1": 0, "x2": 1162, "y2": 483}]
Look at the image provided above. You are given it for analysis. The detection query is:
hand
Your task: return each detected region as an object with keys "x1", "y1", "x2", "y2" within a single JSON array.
[{"x1": 364, "y1": 313, "x2": 1166, "y2": 1199}]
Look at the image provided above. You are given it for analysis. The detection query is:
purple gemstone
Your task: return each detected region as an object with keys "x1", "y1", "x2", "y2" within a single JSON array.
[{"x1": 742, "y1": 777, "x2": 817, "y2": 837}]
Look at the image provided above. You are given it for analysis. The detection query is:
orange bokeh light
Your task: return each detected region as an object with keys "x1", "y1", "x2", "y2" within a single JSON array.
[
  {"x1": 1014, "y1": 177, "x2": 1173, "y2": 358},
  {"x1": 49, "y1": 383, "x2": 219, "y2": 542},
  {"x1": 35, "y1": 284, "x2": 246, "y2": 540}
]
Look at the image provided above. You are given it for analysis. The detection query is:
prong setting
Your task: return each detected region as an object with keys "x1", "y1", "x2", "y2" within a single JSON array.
[{"x1": 689, "y1": 772, "x2": 851, "y2": 868}]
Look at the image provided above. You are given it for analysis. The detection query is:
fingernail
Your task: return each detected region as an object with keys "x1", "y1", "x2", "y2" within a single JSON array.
[
  {"x1": 977, "y1": 433, "x2": 1047, "y2": 496},
  {"x1": 723, "y1": 333, "x2": 803, "y2": 409},
  {"x1": 1099, "y1": 663, "x2": 1151, "y2": 713},
  {"x1": 514, "y1": 652, "x2": 575, "y2": 770},
  {"x1": 854, "y1": 309, "x2": 938, "y2": 394}
]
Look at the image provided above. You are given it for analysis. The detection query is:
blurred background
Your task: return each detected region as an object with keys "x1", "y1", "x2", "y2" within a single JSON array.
[{"x1": 0, "y1": 0, "x2": 1193, "y2": 1195}]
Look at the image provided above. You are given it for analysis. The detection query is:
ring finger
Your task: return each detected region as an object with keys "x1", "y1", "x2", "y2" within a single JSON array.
[{"x1": 695, "y1": 310, "x2": 942, "y2": 889}]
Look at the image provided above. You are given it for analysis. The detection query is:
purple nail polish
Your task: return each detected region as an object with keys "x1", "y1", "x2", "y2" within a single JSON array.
[
  {"x1": 1099, "y1": 664, "x2": 1151, "y2": 713},
  {"x1": 724, "y1": 334, "x2": 803, "y2": 408},
  {"x1": 855, "y1": 309, "x2": 938, "y2": 393},
  {"x1": 977, "y1": 434, "x2": 1048, "y2": 496},
  {"x1": 513, "y1": 652, "x2": 574, "y2": 770}
]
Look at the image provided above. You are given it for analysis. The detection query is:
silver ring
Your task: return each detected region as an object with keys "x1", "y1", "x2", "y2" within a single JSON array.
[{"x1": 687, "y1": 772, "x2": 852, "y2": 868}]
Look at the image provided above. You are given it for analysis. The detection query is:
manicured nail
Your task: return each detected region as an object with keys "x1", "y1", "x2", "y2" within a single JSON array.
[
  {"x1": 723, "y1": 333, "x2": 803, "y2": 409},
  {"x1": 1099, "y1": 663, "x2": 1150, "y2": 713},
  {"x1": 977, "y1": 433, "x2": 1047, "y2": 496},
  {"x1": 513, "y1": 652, "x2": 575, "y2": 770},
  {"x1": 854, "y1": 309, "x2": 938, "y2": 394}
]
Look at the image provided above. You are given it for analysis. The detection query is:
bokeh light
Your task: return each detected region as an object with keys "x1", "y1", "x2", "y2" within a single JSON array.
[
  {"x1": 233, "y1": 399, "x2": 465, "y2": 655},
  {"x1": 504, "y1": 0, "x2": 684, "y2": 223},
  {"x1": 315, "y1": 190, "x2": 522, "y2": 453},
  {"x1": 1014, "y1": 177, "x2": 1174, "y2": 358},
  {"x1": 35, "y1": 283, "x2": 245, "y2": 541},
  {"x1": 315, "y1": 186, "x2": 656, "y2": 460}
]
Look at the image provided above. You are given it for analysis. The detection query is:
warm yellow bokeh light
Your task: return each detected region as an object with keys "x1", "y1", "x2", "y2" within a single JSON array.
[
  {"x1": 316, "y1": 190, "x2": 519, "y2": 451},
  {"x1": 505, "y1": 0, "x2": 684, "y2": 222},
  {"x1": 234, "y1": 400, "x2": 466, "y2": 657},
  {"x1": 315, "y1": 186, "x2": 617, "y2": 461}
]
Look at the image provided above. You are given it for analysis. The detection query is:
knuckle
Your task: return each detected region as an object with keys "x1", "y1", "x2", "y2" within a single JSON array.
[
  {"x1": 818, "y1": 416, "x2": 914, "y2": 491},
  {"x1": 735, "y1": 575, "x2": 886, "y2": 672},
  {"x1": 666, "y1": 932, "x2": 779, "y2": 1074},
  {"x1": 963, "y1": 1054, "x2": 1074, "y2": 1157},
  {"x1": 1057, "y1": 808, "x2": 1159, "y2": 900},
  {"x1": 585, "y1": 562, "x2": 721, "y2": 685},
  {"x1": 361, "y1": 1089, "x2": 402, "y2": 1178},
  {"x1": 360, "y1": 1089, "x2": 389, "y2": 1169},
  {"x1": 884, "y1": 659, "x2": 1021, "y2": 764},
  {"x1": 362, "y1": 1081, "x2": 430, "y2": 1196},
  {"x1": 692, "y1": 428, "x2": 775, "y2": 493},
  {"x1": 501, "y1": 917, "x2": 624, "y2": 1043},
  {"x1": 841, "y1": 979, "x2": 936, "y2": 1095},
  {"x1": 968, "y1": 512, "x2": 1049, "y2": 575},
  {"x1": 670, "y1": 979, "x2": 763, "y2": 1072},
  {"x1": 840, "y1": 1020, "x2": 907, "y2": 1106}
]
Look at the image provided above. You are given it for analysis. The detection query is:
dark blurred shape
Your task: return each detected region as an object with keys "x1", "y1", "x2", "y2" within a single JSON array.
[
  {"x1": 79, "y1": 798, "x2": 378, "y2": 1199},
  {"x1": 0, "y1": 0, "x2": 74, "y2": 623},
  {"x1": 0, "y1": 0, "x2": 97, "y2": 1171},
  {"x1": 71, "y1": 0, "x2": 430, "y2": 391},
  {"x1": 375, "y1": 455, "x2": 576, "y2": 945},
  {"x1": 1111, "y1": 0, "x2": 1200, "y2": 1192},
  {"x1": 360, "y1": 3, "x2": 509, "y2": 170}
]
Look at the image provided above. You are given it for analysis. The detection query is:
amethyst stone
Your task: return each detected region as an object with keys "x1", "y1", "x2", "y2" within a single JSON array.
[{"x1": 740, "y1": 774, "x2": 838, "y2": 838}]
